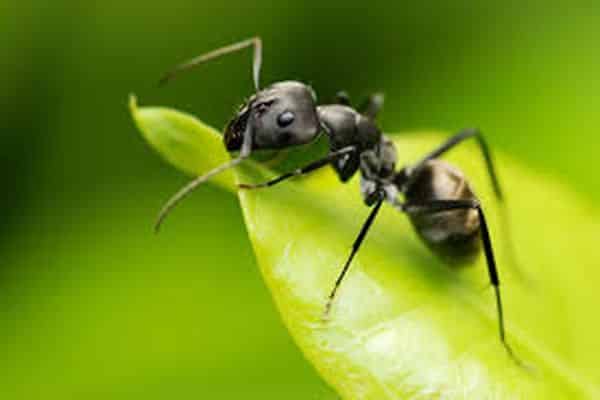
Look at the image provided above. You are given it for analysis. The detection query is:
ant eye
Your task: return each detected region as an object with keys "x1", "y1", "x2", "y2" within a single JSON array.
[{"x1": 277, "y1": 111, "x2": 295, "y2": 127}]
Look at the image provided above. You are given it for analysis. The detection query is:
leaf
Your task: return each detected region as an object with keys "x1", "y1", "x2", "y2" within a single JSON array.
[
  {"x1": 130, "y1": 94, "x2": 235, "y2": 191},
  {"x1": 130, "y1": 95, "x2": 600, "y2": 399}
]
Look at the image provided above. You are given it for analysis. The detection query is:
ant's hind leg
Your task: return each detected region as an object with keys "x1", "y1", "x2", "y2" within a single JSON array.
[
  {"x1": 407, "y1": 128, "x2": 529, "y2": 285},
  {"x1": 238, "y1": 146, "x2": 356, "y2": 190},
  {"x1": 402, "y1": 199, "x2": 525, "y2": 367},
  {"x1": 410, "y1": 128, "x2": 502, "y2": 200}
]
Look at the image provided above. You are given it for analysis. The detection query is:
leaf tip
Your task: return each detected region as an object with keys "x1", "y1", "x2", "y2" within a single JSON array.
[
  {"x1": 128, "y1": 93, "x2": 138, "y2": 116},
  {"x1": 128, "y1": 93, "x2": 147, "y2": 138}
]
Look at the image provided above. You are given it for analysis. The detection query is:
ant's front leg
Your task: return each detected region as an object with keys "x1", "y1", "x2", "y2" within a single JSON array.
[{"x1": 238, "y1": 146, "x2": 356, "y2": 190}]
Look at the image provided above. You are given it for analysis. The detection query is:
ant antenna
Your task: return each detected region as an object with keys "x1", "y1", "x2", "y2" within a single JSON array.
[
  {"x1": 154, "y1": 37, "x2": 263, "y2": 232},
  {"x1": 158, "y1": 37, "x2": 263, "y2": 91},
  {"x1": 154, "y1": 124, "x2": 253, "y2": 233}
]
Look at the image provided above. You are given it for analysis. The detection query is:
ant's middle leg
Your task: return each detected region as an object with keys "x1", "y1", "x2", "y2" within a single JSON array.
[
  {"x1": 324, "y1": 192, "x2": 385, "y2": 316},
  {"x1": 238, "y1": 146, "x2": 356, "y2": 189}
]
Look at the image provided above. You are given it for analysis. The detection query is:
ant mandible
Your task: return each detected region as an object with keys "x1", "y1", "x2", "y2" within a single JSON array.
[{"x1": 156, "y1": 37, "x2": 521, "y2": 365}]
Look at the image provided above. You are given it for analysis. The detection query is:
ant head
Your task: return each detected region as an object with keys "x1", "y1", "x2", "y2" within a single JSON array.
[{"x1": 224, "y1": 81, "x2": 320, "y2": 151}]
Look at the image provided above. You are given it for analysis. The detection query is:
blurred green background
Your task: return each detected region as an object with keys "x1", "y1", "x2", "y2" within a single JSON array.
[{"x1": 2, "y1": 1, "x2": 600, "y2": 398}]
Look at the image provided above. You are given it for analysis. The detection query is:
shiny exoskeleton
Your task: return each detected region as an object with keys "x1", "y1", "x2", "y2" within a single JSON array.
[{"x1": 156, "y1": 37, "x2": 521, "y2": 364}]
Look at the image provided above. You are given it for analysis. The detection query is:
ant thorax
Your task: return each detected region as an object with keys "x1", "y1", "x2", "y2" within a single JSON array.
[
  {"x1": 316, "y1": 104, "x2": 384, "y2": 183},
  {"x1": 358, "y1": 135, "x2": 399, "y2": 205}
]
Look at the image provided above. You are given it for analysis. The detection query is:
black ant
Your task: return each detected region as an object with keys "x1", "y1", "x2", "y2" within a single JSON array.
[{"x1": 156, "y1": 37, "x2": 522, "y2": 365}]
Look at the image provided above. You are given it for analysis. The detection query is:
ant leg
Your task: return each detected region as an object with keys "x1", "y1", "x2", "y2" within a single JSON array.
[
  {"x1": 154, "y1": 125, "x2": 254, "y2": 232},
  {"x1": 238, "y1": 146, "x2": 356, "y2": 190},
  {"x1": 335, "y1": 91, "x2": 352, "y2": 106},
  {"x1": 159, "y1": 37, "x2": 262, "y2": 91},
  {"x1": 402, "y1": 199, "x2": 524, "y2": 366},
  {"x1": 405, "y1": 129, "x2": 528, "y2": 282},
  {"x1": 324, "y1": 193, "x2": 385, "y2": 316},
  {"x1": 333, "y1": 91, "x2": 384, "y2": 120},
  {"x1": 358, "y1": 93, "x2": 384, "y2": 120},
  {"x1": 408, "y1": 128, "x2": 502, "y2": 200}
]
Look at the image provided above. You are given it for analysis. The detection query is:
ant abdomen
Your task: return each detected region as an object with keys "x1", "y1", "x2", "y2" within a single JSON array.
[{"x1": 404, "y1": 160, "x2": 482, "y2": 265}]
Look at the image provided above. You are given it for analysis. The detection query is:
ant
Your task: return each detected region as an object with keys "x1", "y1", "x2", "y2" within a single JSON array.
[{"x1": 156, "y1": 37, "x2": 522, "y2": 365}]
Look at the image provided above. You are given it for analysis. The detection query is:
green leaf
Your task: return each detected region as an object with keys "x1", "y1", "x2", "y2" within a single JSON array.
[
  {"x1": 130, "y1": 94, "x2": 235, "y2": 191},
  {"x1": 130, "y1": 96, "x2": 600, "y2": 399}
]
